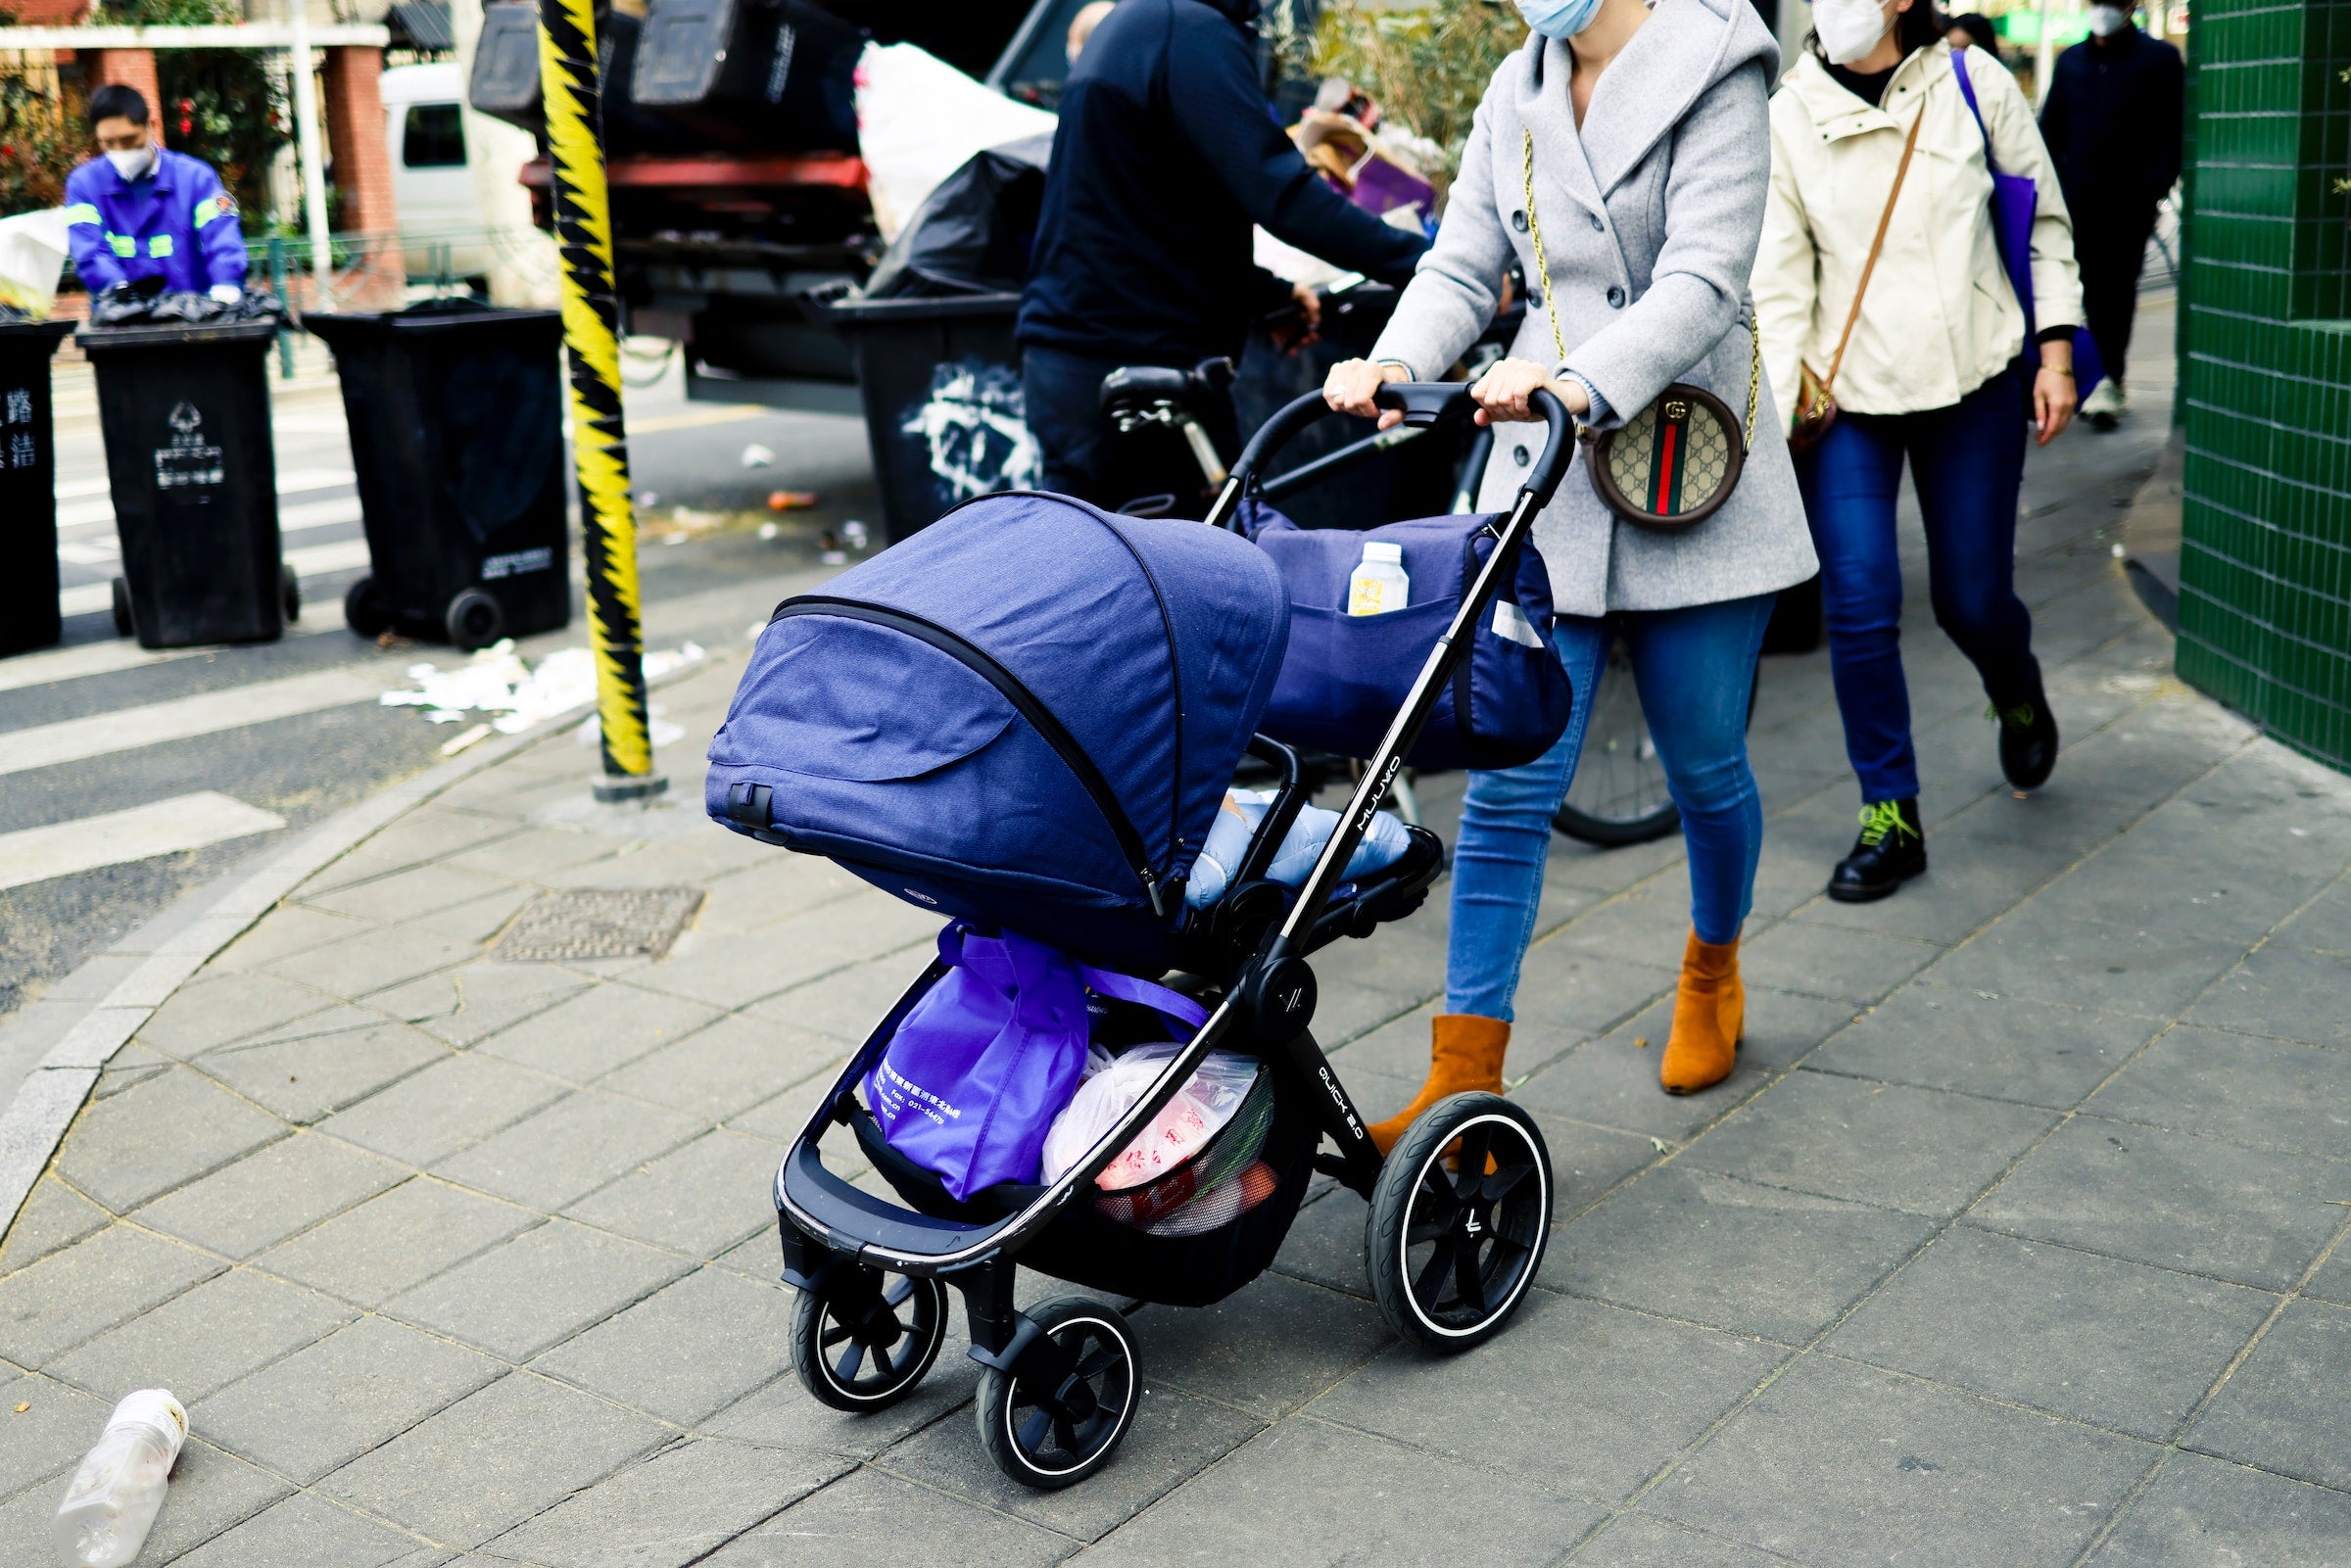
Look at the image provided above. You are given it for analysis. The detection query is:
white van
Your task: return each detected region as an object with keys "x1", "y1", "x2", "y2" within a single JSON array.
[{"x1": 381, "y1": 62, "x2": 498, "y2": 281}]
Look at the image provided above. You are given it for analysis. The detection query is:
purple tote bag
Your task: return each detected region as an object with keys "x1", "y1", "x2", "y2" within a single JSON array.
[
  {"x1": 1951, "y1": 47, "x2": 2106, "y2": 399},
  {"x1": 865, "y1": 923, "x2": 1209, "y2": 1200}
]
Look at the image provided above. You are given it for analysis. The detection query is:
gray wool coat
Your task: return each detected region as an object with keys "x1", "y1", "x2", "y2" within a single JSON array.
[{"x1": 1370, "y1": 0, "x2": 1817, "y2": 618}]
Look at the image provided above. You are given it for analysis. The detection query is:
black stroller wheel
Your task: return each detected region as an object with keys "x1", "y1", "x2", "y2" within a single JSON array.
[
  {"x1": 1367, "y1": 1093, "x2": 1553, "y2": 1353},
  {"x1": 789, "y1": 1267, "x2": 947, "y2": 1412},
  {"x1": 976, "y1": 1297, "x2": 1139, "y2": 1490}
]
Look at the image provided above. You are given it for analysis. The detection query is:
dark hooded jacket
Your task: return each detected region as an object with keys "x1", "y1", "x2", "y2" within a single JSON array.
[
  {"x1": 1017, "y1": 0, "x2": 1428, "y2": 365},
  {"x1": 2039, "y1": 25, "x2": 2183, "y2": 220}
]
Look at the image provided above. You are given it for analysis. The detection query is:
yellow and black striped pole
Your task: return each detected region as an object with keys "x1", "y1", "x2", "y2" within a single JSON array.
[{"x1": 537, "y1": 0, "x2": 662, "y2": 801}]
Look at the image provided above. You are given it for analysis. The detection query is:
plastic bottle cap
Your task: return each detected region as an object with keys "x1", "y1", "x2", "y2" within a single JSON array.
[
  {"x1": 1362, "y1": 543, "x2": 1404, "y2": 564},
  {"x1": 108, "y1": 1390, "x2": 186, "y2": 1447}
]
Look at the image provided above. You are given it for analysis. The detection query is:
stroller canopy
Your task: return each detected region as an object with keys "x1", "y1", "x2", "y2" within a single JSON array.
[{"x1": 708, "y1": 492, "x2": 1289, "y2": 967}]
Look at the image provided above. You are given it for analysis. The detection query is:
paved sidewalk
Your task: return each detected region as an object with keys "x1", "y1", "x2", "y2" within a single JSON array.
[{"x1": 5, "y1": 303, "x2": 2351, "y2": 1565}]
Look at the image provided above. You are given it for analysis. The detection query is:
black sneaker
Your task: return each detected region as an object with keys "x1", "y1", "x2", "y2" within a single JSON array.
[
  {"x1": 1991, "y1": 689, "x2": 2059, "y2": 790},
  {"x1": 1827, "y1": 798, "x2": 1927, "y2": 903}
]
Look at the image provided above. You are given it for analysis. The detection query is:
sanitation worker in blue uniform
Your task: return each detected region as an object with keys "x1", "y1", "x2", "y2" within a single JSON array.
[{"x1": 64, "y1": 84, "x2": 248, "y2": 304}]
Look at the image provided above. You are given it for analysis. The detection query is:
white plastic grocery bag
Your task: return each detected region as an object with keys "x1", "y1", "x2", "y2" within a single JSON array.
[{"x1": 852, "y1": 43, "x2": 1057, "y2": 243}]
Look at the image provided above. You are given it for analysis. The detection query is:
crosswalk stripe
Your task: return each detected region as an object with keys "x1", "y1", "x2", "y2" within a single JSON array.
[
  {"x1": 53, "y1": 499, "x2": 365, "y2": 565},
  {"x1": 0, "y1": 663, "x2": 387, "y2": 777},
  {"x1": 57, "y1": 539, "x2": 375, "y2": 619},
  {"x1": 0, "y1": 623, "x2": 338, "y2": 696},
  {"x1": 0, "y1": 791, "x2": 286, "y2": 892},
  {"x1": 53, "y1": 467, "x2": 359, "y2": 521}
]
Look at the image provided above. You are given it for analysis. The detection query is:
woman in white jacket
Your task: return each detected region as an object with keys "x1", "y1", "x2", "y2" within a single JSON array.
[{"x1": 1752, "y1": 0, "x2": 2081, "y2": 903}]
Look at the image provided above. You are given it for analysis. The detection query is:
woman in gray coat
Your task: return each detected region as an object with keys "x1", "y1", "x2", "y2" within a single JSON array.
[{"x1": 1327, "y1": 0, "x2": 1815, "y2": 1125}]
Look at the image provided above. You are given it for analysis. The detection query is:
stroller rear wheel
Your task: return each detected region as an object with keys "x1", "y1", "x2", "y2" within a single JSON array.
[
  {"x1": 789, "y1": 1266, "x2": 948, "y2": 1412},
  {"x1": 1366, "y1": 1093, "x2": 1553, "y2": 1353},
  {"x1": 977, "y1": 1297, "x2": 1140, "y2": 1490}
]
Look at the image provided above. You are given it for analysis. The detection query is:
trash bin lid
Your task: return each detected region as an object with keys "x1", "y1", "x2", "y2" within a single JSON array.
[
  {"x1": 814, "y1": 290, "x2": 1023, "y2": 326},
  {"x1": 0, "y1": 319, "x2": 76, "y2": 346},
  {"x1": 306, "y1": 306, "x2": 561, "y2": 346},
  {"x1": 76, "y1": 319, "x2": 281, "y2": 353}
]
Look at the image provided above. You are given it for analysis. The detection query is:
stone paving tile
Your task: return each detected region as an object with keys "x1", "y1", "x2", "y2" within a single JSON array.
[
  {"x1": 47, "y1": 1266, "x2": 353, "y2": 1402},
  {"x1": 1736, "y1": 922, "x2": 1943, "y2": 1006},
  {"x1": 254, "y1": 1176, "x2": 538, "y2": 1304},
  {"x1": 2082, "y1": 1451, "x2": 2351, "y2": 1566},
  {"x1": 370, "y1": 961, "x2": 597, "y2": 1049},
  {"x1": 2026, "y1": 843, "x2": 2303, "y2": 945},
  {"x1": 387, "y1": 1218, "x2": 691, "y2": 1360},
  {"x1": 304, "y1": 862, "x2": 524, "y2": 926},
  {"x1": 888, "y1": 1381, "x2": 1264, "y2": 1544},
  {"x1": 2184, "y1": 943, "x2": 2351, "y2": 1048},
  {"x1": 474, "y1": 983, "x2": 721, "y2": 1083},
  {"x1": 2083, "y1": 1024, "x2": 2351, "y2": 1160},
  {"x1": 1790, "y1": 848, "x2": 2056, "y2": 948},
  {"x1": 319, "y1": 1370, "x2": 671, "y2": 1549},
  {"x1": 443, "y1": 825, "x2": 632, "y2": 880},
  {"x1": 1511, "y1": 1019, "x2": 1776, "y2": 1144},
  {"x1": 0, "y1": 1177, "x2": 109, "y2": 1276},
  {"x1": 0, "y1": 1223, "x2": 221, "y2": 1365},
  {"x1": 1310, "y1": 1290, "x2": 1786, "y2": 1503},
  {"x1": 333, "y1": 804, "x2": 522, "y2": 873},
  {"x1": 56, "y1": 1067, "x2": 286, "y2": 1213},
  {"x1": 2184, "y1": 1299, "x2": 2351, "y2": 1493},
  {"x1": 1080, "y1": 1414, "x2": 1604, "y2": 1566},
  {"x1": 534, "y1": 1266, "x2": 791, "y2": 1425},
  {"x1": 193, "y1": 1019, "x2": 447, "y2": 1124},
  {"x1": 408, "y1": 882, "x2": 540, "y2": 944},
  {"x1": 743, "y1": 954, "x2": 923, "y2": 1045},
  {"x1": 687, "y1": 858, "x2": 867, "y2": 936},
  {"x1": 2308, "y1": 1245, "x2": 2351, "y2": 1308},
  {"x1": 596, "y1": 1014, "x2": 846, "y2": 1122},
  {"x1": 1130, "y1": 1272, "x2": 1392, "y2": 1420},
  {"x1": 133, "y1": 971, "x2": 343, "y2": 1058},
  {"x1": 479, "y1": 1437, "x2": 849, "y2": 1568},
  {"x1": 1970, "y1": 1116, "x2": 2349, "y2": 1291},
  {"x1": 1645, "y1": 1354, "x2": 2155, "y2": 1568},
  {"x1": 2275, "y1": 876, "x2": 2351, "y2": 954},
  {"x1": 700, "y1": 1466, "x2": 1075, "y2": 1568},
  {"x1": 1808, "y1": 985, "x2": 2157, "y2": 1110},
  {"x1": 1515, "y1": 1108, "x2": 1662, "y2": 1221},
  {"x1": 1680, "y1": 1070, "x2": 2060, "y2": 1219},
  {"x1": 1506, "y1": 945, "x2": 1681, "y2": 1037},
  {"x1": 167, "y1": 1490, "x2": 435, "y2": 1568},
  {"x1": 1542, "y1": 1166, "x2": 1937, "y2": 1345},
  {"x1": 191, "y1": 1314, "x2": 504, "y2": 1482},
  {"x1": 317, "y1": 1053, "x2": 569, "y2": 1167},
  {"x1": 210, "y1": 905, "x2": 375, "y2": 974},
  {"x1": 698, "y1": 1321, "x2": 984, "y2": 1461},
  {"x1": 266, "y1": 925, "x2": 482, "y2": 1002},
  {"x1": 562, "y1": 1128, "x2": 788, "y2": 1259},
  {"x1": 1824, "y1": 1225, "x2": 2277, "y2": 1440},
  {"x1": 1918, "y1": 907, "x2": 2251, "y2": 1021},
  {"x1": 0, "y1": 1368, "x2": 112, "y2": 1501},
  {"x1": 131, "y1": 1131, "x2": 404, "y2": 1257},
  {"x1": 104, "y1": 1437, "x2": 293, "y2": 1562},
  {"x1": 432, "y1": 1089, "x2": 702, "y2": 1212},
  {"x1": 1570, "y1": 1514, "x2": 1796, "y2": 1566}
]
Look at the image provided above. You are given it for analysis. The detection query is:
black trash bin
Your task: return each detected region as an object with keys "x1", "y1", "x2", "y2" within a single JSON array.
[
  {"x1": 0, "y1": 318, "x2": 77, "y2": 657},
  {"x1": 305, "y1": 303, "x2": 571, "y2": 650},
  {"x1": 80, "y1": 318, "x2": 294, "y2": 648},
  {"x1": 813, "y1": 289, "x2": 1031, "y2": 543}
]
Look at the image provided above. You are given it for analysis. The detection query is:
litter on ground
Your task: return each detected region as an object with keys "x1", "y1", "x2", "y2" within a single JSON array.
[{"x1": 381, "y1": 641, "x2": 705, "y2": 737}]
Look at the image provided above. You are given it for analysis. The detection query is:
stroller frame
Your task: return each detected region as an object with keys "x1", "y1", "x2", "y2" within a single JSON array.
[{"x1": 774, "y1": 382, "x2": 1577, "y2": 1486}]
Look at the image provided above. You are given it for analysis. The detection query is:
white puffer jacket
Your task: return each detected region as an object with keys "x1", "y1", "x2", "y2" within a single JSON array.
[{"x1": 1752, "y1": 42, "x2": 2083, "y2": 422}]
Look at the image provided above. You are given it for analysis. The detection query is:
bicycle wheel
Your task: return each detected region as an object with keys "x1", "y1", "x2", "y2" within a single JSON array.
[{"x1": 1553, "y1": 636, "x2": 1681, "y2": 846}]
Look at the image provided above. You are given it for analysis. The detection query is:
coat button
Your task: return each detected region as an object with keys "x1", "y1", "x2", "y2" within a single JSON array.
[
  {"x1": 1607, "y1": 286, "x2": 1626, "y2": 308},
  {"x1": 1511, "y1": 211, "x2": 1528, "y2": 232},
  {"x1": 1589, "y1": 212, "x2": 1605, "y2": 231},
  {"x1": 1513, "y1": 445, "x2": 1531, "y2": 467}
]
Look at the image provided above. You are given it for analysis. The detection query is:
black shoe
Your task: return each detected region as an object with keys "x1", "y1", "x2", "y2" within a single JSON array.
[
  {"x1": 1991, "y1": 688, "x2": 2059, "y2": 790},
  {"x1": 1827, "y1": 798, "x2": 1927, "y2": 903}
]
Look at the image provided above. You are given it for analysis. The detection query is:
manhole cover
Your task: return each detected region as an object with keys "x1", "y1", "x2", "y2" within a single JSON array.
[{"x1": 493, "y1": 887, "x2": 705, "y2": 963}]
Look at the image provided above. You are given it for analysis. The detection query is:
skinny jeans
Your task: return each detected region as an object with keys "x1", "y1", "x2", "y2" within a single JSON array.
[
  {"x1": 1794, "y1": 359, "x2": 2041, "y2": 804},
  {"x1": 1446, "y1": 594, "x2": 1774, "y2": 1022}
]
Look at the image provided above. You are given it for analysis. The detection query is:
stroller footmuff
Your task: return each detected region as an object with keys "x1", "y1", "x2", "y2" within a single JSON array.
[{"x1": 712, "y1": 387, "x2": 1577, "y2": 1491}]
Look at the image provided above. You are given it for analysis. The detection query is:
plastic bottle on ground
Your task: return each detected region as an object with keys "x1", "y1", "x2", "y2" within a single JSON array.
[
  {"x1": 53, "y1": 1390, "x2": 185, "y2": 1568},
  {"x1": 1348, "y1": 541, "x2": 1410, "y2": 616}
]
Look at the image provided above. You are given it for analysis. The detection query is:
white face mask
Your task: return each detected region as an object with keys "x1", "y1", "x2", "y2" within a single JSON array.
[
  {"x1": 104, "y1": 143, "x2": 155, "y2": 180},
  {"x1": 1813, "y1": 0, "x2": 1893, "y2": 64},
  {"x1": 2086, "y1": 4, "x2": 2129, "y2": 33}
]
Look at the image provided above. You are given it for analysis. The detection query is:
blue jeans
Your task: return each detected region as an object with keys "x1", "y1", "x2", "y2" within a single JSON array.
[
  {"x1": 1795, "y1": 361, "x2": 2041, "y2": 803},
  {"x1": 1446, "y1": 594, "x2": 1774, "y2": 1022}
]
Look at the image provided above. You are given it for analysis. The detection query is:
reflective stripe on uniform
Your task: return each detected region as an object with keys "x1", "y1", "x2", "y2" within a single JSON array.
[
  {"x1": 192, "y1": 195, "x2": 233, "y2": 228},
  {"x1": 147, "y1": 234, "x2": 174, "y2": 258},
  {"x1": 64, "y1": 203, "x2": 103, "y2": 227},
  {"x1": 108, "y1": 234, "x2": 136, "y2": 257}
]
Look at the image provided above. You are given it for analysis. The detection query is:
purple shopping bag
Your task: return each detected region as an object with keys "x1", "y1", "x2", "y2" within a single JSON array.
[{"x1": 1952, "y1": 48, "x2": 2106, "y2": 399}]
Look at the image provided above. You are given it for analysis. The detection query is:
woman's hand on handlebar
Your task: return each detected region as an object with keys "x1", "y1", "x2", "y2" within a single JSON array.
[
  {"x1": 1324, "y1": 358, "x2": 1411, "y2": 429},
  {"x1": 1469, "y1": 356, "x2": 1591, "y2": 427}
]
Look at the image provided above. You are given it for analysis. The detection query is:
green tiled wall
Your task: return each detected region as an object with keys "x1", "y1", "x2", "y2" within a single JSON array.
[{"x1": 2175, "y1": 0, "x2": 2351, "y2": 769}]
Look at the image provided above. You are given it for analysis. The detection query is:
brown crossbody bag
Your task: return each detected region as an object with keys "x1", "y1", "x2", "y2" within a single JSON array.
[{"x1": 1789, "y1": 105, "x2": 1925, "y2": 452}]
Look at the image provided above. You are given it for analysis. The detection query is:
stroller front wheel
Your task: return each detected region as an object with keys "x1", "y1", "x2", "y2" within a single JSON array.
[
  {"x1": 1366, "y1": 1093, "x2": 1554, "y2": 1353},
  {"x1": 976, "y1": 1297, "x2": 1140, "y2": 1490},
  {"x1": 790, "y1": 1266, "x2": 948, "y2": 1412}
]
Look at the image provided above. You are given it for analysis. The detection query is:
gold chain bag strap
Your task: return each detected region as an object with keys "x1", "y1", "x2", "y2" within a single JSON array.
[
  {"x1": 1790, "y1": 104, "x2": 1924, "y2": 451},
  {"x1": 1522, "y1": 129, "x2": 1756, "y2": 532}
]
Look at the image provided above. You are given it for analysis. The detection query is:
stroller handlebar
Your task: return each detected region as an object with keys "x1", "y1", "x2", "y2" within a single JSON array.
[{"x1": 1214, "y1": 384, "x2": 1575, "y2": 531}]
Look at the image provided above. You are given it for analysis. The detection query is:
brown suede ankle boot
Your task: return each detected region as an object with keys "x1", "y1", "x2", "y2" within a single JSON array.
[
  {"x1": 1660, "y1": 930, "x2": 1741, "y2": 1095},
  {"x1": 1367, "y1": 1014, "x2": 1511, "y2": 1155}
]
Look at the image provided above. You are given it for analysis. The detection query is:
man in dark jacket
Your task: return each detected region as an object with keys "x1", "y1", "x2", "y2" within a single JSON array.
[
  {"x1": 1019, "y1": 0, "x2": 1429, "y2": 506},
  {"x1": 2039, "y1": 8, "x2": 2183, "y2": 427}
]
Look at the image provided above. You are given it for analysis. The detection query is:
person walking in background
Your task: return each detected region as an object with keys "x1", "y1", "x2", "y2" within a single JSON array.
[
  {"x1": 1019, "y1": 0, "x2": 1427, "y2": 511},
  {"x1": 1326, "y1": 0, "x2": 1816, "y2": 1112},
  {"x1": 1942, "y1": 12, "x2": 1999, "y2": 53},
  {"x1": 63, "y1": 84, "x2": 247, "y2": 305},
  {"x1": 2039, "y1": 3, "x2": 2183, "y2": 429},
  {"x1": 1752, "y1": 0, "x2": 2081, "y2": 903}
]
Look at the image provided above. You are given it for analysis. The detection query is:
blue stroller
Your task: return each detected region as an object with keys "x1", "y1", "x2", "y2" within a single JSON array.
[{"x1": 706, "y1": 383, "x2": 1576, "y2": 1488}]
